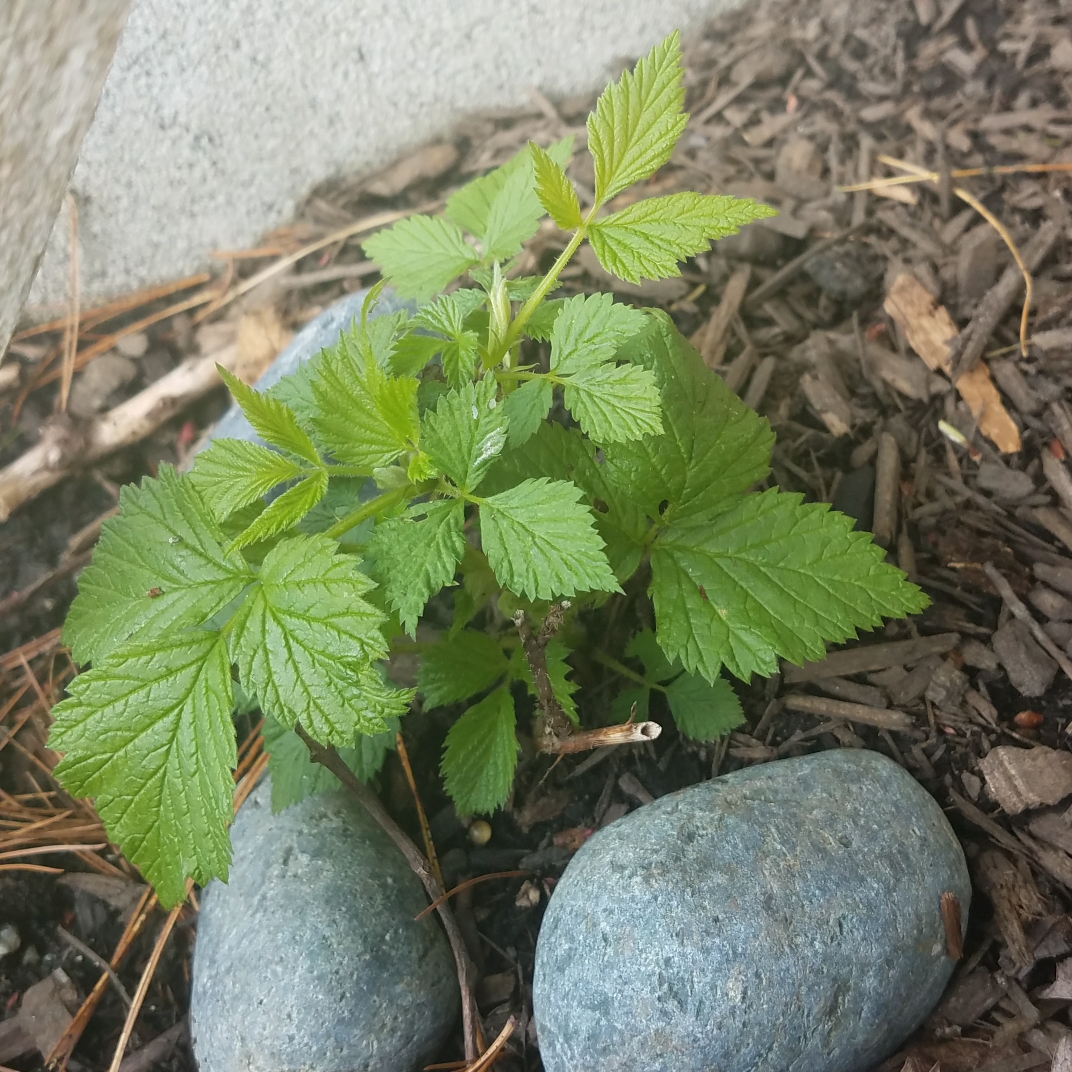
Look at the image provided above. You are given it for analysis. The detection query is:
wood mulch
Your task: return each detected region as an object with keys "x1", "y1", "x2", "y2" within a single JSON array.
[{"x1": 5, "y1": 0, "x2": 1072, "y2": 1067}]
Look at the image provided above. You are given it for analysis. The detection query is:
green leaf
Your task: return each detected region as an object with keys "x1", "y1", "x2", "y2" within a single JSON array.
[
  {"x1": 440, "y1": 686, "x2": 518, "y2": 814},
  {"x1": 479, "y1": 478, "x2": 619, "y2": 601},
  {"x1": 611, "y1": 685, "x2": 649, "y2": 724},
  {"x1": 310, "y1": 327, "x2": 420, "y2": 472},
  {"x1": 531, "y1": 142, "x2": 582, "y2": 230},
  {"x1": 228, "y1": 469, "x2": 328, "y2": 551},
  {"x1": 550, "y1": 292, "x2": 647, "y2": 377},
  {"x1": 64, "y1": 465, "x2": 253, "y2": 665},
  {"x1": 261, "y1": 715, "x2": 397, "y2": 812},
  {"x1": 366, "y1": 499, "x2": 466, "y2": 635},
  {"x1": 418, "y1": 629, "x2": 509, "y2": 706},
  {"x1": 626, "y1": 628, "x2": 675, "y2": 683},
  {"x1": 651, "y1": 488, "x2": 929, "y2": 682},
  {"x1": 525, "y1": 298, "x2": 566, "y2": 342},
  {"x1": 421, "y1": 378, "x2": 508, "y2": 492},
  {"x1": 562, "y1": 363, "x2": 662, "y2": 444},
  {"x1": 363, "y1": 215, "x2": 479, "y2": 301},
  {"x1": 446, "y1": 139, "x2": 573, "y2": 255},
  {"x1": 588, "y1": 31, "x2": 687, "y2": 205},
  {"x1": 50, "y1": 632, "x2": 235, "y2": 907},
  {"x1": 512, "y1": 638, "x2": 579, "y2": 724},
  {"x1": 602, "y1": 313, "x2": 773, "y2": 523},
  {"x1": 230, "y1": 534, "x2": 404, "y2": 744},
  {"x1": 588, "y1": 193, "x2": 777, "y2": 284},
  {"x1": 412, "y1": 290, "x2": 486, "y2": 386},
  {"x1": 217, "y1": 367, "x2": 320, "y2": 465},
  {"x1": 665, "y1": 672, "x2": 743, "y2": 741},
  {"x1": 189, "y1": 440, "x2": 307, "y2": 521},
  {"x1": 502, "y1": 379, "x2": 552, "y2": 448},
  {"x1": 390, "y1": 333, "x2": 444, "y2": 378}
]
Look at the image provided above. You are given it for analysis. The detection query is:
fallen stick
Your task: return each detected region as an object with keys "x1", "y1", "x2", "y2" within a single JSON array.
[
  {"x1": 0, "y1": 340, "x2": 238, "y2": 521},
  {"x1": 783, "y1": 632, "x2": 960, "y2": 682},
  {"x1": 783, "y1": 693, "x2": 914, "y2": 731}
]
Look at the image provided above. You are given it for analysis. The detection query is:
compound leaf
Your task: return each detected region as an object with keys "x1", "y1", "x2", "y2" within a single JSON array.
[
  {"x1": 441, "y1": 687, "x2": 518, "y2": 814},
  {"x1": 418, "y1": 629, "x2": 509, "y2": 707},
  {"x1": 189, "y1": 440, "x2": 307, "y2": 520},
  {"x1": 588, "y1": 192, "x2": 777, "y2": 284},
  {"x1": 363, "y1": 215, "x2": 479, "y2": 301},
  {"x1": 50, "y1": 631, "x2": 235, "y2": 908},
  {"x1": 562, "y1": 363, "x2": 662, "y2": 444},
  {"x1": 421, "y1": 379, "x2": 508, "y2": 493},
  {"x1": 228, "y1": 469, "x2": 328, "y2": 551},
  {"x1": 230, "y1": 535, "x2": 404, "y2": 744},
  {"x1": 550, "y1": 292, "x2": 647, "y2": 377},
  {"x1": 64, "y1": 465, "x2": 253, "y2": 666},
  {"x1": 588, "y1": 31, "x2": 687, "y2": 205},
  {"x1": 479, "y1": 478, "x2": 619, "y2": 601},
  {"x1": 217, "y1": 367, "x2": 320, "y2": 465},
  {"x1": 367, "y1": 499, "x2": 466, "y2": 635},
  {"x1": 665, "y1": 672, "x2": 743, "y2": 741},
  {"x1": 651, "y1": 489, "x2": 929, "y2": 682},
  {"x1": 531, "y1": 142, "x2": 582, "y2": 230}
]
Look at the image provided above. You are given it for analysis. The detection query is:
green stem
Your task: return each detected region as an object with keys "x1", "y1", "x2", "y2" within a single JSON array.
[
  {"x1": 325, "y1": 485, "x2": 410, "y2": 540},
  {"x1": 592, "y1": 650, "x2": 659, "y2": 691},
  {"x1": 327, "y1": 464, "x2": 379, "y2": 479}
]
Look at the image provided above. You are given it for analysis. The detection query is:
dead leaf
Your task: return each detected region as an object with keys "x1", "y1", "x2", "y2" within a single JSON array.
[
  {"x1": 980, "y1": 746, "x2": 1072, "y2": 814},
  {"x1": 883, "y1": 273, "x2": 1021, "y2": 452},
  {"x1": 233, "y1": 307, "x2": 292, "y2": 385}
]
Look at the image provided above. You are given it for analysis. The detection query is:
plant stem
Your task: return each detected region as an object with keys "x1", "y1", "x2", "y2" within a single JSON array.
[
  {"x1": 324, "y1": 485, "x2": 409, "y2": 540},
  {"x1": 592, "y1": 650, "x2": 657, "y2": 690}
]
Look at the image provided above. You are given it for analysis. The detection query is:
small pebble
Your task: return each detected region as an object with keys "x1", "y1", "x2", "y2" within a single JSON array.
[
  {"x1": 114, "y1": 331, "x2": 150, "y2": 358},
  {"x1": 66, "y1": 353, "x2": 137, "y2": 418},
  {"x1": 804, "y1": 242, "x2": 886, "y2": 303},
  {"x1": 0, "y1": 924, "x2": 20, "y2": 957},
  {"x1": 976, "y1": 462, "x2": 1034, "y2": 500},
  {"x1": 468, "y1": 820, "x2": 492, "y2": 846}
]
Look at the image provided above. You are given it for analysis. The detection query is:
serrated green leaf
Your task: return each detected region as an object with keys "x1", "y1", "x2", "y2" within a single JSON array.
[
  {"x1": 64, "y1": 465, "x2": 253, "y2": 665},
  {"x1": 511, "y1": 638, "x2": 579, "y2": 724},
  {"x1": 479, "y1": 478, "x2": 619, "y2": 601},
  {"x1": 441, "y1": 686, "x2": 518, "y2": 814},
  {"x1": 588, "y1": 193, "x2": 777, "y2": 284},
  {"x1": 502, "y1": 379, "x2": 553, "y2": 448},
  {"x1": 665, "y1": 672, "x2": 743, "y2": 741},
  {"x1": 550, "y1": 292, "x2": 648, "y2": 376},
  {"x1": 418, "y1": 629, "x2": 509, "y2": 707},
  {"x1": 230, "y1": 535, "x2": 403, "y2": 744},
  {"x1": 296, "y1": 477, "x2": 370, "y2": 551},
  {"x1": 189, "y1": 440, "x2": 308, "y2": 520},
  {"x1": 562, "y1": 363, "x2": 662, "y2": 444},
  {"x1": 415, "y1": 289, "x2": 488, "y2": 333},
  {"x1": 363, "y1": 215, "x2": 479, "y2": 301},
  {"x1": 309, "y1": 327, "x2": 419, "y2": 472},
  {"x1": 390, "y1": 333, "x2": 444, "y2": 378},
  {"x1": 531, "y1": 142, "x2": 582, "y2": 230},
  {"x1": 588, "y1": 31, "x2": 687, "y2": 205},
  {"x1": 525, "y1": 298, "x2": 566, "y2": 342},
  {"x1": 366, "y1": 499, "x2": 466, "y2": 635},
  {"x1": 451, "y1": 546, "x2": 499, "y2": 637},
  {"x1": 50, "y1": 632, "x2": 235, "y2": 907},
  {"x1": 626, "y1": 628, "x2": 675, "y2": 683},
  {"x1": 218, "y1": 367, "x2": 320, "y2": 465},
  {"x1": 421, "y1": 378, "x2": 508, "y2": 492},
  {"x1": 610, "y1": 685, "x2": 649, "y2": 724},
  {"x1": 651, "y1": 488, "x2": 929, "y2": 682},
  {"x1": 602, "y1": 313, "x2": 773, "y2": 523},
  {"x1": 262, "y1": 714, "x2": 397, "y2": 812},
  {"x1": 228, "y1": 469, "x2": 328, "y2": 551}
]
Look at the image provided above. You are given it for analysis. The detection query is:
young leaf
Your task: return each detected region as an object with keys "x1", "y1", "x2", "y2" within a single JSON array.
[
  {"x1": 366, "y1": 499, "x2": 466, "y2": 635},
  {"x1": 50, "y1": 632, "x2": 236, "y2": 908},
  {"x1": 441, "y1": 687, "x2": 518, "y2": 814},
  {"x1": 525, "y1": 298, "x2": 566, "y2": 341},
  {"x1": 587, "y1": 193, "x2": 777, "y2": 284},
  {"x1": 550, "y1": 292, "x2": 647, "y2": 377},
  {"x1": 217, "y1": 367, "x2": 320, "y2": 465},
  {"x1": 651, "y1": 488, "x2": 929, "y2": 682},
  {"x1": 588, "y1": 31, "x2": 687, "y2": 206},
  {"x1": 418, "y1": 629, "x2": 509, "y2": 707},
  {"x1": 665, "y1": 673, "x2": 743, "y2": 741},
  {"x1": 531, "y1": 142, "x2": 582, "y2": 231},
  {"x1": 64, "y1": 465, "x2": 253, "y2": 665},
  {"x1": 562, "y1": 363, "x2": 662, "y2": 444},
  {"x1": 310, "y1": 329, "x2": 420, "y2": 472},
  {"x1": 262, "y1": 715, "x2": 397, "y2": 812},
  {"x1": 362, "y1": 215, "x2": 479, "y2": 301},
  {"x1": 602, "y1": 313, "x2": 773, "y2": 522},
  {"x1": 478, "y1": 478, "x2": 619, "y2": 601},
  {"x1": 228, "y1": 469, "x2": 328, "y2": 551},
  {"x1": 390, "y1": 333, "x2": 444, "y2": 378},
  {"x1": 421, "y1": 379, "x2": 508, "y2": 492},
  {"x1": 626, "y1": 628, "x2": 675, "y2": 683},
  {"x1": 413, "y1": 290, "x2": 486, "y2": 386},
  {"x1": 502, "y1": 379, "x2": 553, "y2": 448},
  {"x1": 189, "y1": 440, "x2": 307, "y2": 520},
  {"x1": 230, "y1": 535, "x2": 404, "y2": 744}
]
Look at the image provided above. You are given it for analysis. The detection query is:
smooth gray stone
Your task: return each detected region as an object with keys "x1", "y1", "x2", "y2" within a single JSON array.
[
  {"x1": 533, "y1": 749, "x2": 970, "y2": 1072},
  {"x1": 190, "y1": 778, "x2": 458, "y2": 1072}
]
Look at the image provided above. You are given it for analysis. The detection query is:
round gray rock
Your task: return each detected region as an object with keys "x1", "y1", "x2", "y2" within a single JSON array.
[
  {"x1": 533, "y1": 749, "x2": 969, "y2": 1072},
  {"x1": 190, "y1": 778, "x2": 458, "y2": 1072}
]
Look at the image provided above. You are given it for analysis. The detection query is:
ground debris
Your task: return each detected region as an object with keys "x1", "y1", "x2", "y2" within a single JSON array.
[{"x1": 980, "y1": 746, "x2": 1072, "y2": 814}]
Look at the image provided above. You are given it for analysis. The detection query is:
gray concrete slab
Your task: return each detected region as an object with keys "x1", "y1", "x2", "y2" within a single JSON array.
[{"x1": 27, "y1": 0, "x2": 744, "y2": 312}]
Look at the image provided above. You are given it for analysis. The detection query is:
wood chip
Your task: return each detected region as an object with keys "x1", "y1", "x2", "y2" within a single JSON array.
[
  {"x1": 980, "y1": 746, "x2": 1072, "y2": 814},
  {"x1": 973, "y1": 849, "x2": 1046, "y2": 968},
  {"x1": 698, "y1": 264, "x2": 750, "y2": 368},
  {"x1": 783, "y1": 693, "x2": 913, "y2": 730},
  {"x1": 873, "y1": 432, "x2": 900, "y2": 548},
  {"x1": 234, "y1": 306, "x2": 291, "y2": 385},
  {"x1": 784, "y1": 632, "x2": 960, "y2": 682},
  {"x1": 800, "y1": 372, "x2": 853, "y2": 436}
]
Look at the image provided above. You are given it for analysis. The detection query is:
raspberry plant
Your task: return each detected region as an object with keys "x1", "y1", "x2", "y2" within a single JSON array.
[{"x1": 50, "y1": 33, "x2": 926, "y2": 906}]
